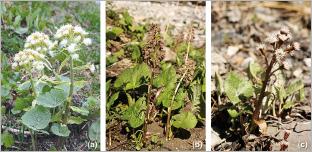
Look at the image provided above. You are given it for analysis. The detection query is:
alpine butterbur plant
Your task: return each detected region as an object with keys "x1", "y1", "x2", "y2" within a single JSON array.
[
  {"x1": 215, "y1": 26, "x2": 304, "y2": 135},
  {"x1": 106, "y1": 9, "x2": 205, "y2": 150},
  {"x1": 11, "y1": 24, "x2": 97, "y2": 150}
]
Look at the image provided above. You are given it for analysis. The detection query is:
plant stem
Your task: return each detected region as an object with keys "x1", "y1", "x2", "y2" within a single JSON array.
[
  {"x1": 29, "y1": 75, "x2": 37, "y2": 150},
  {"x1": 165, "y1": 71, "x2": 187, "y2": 140},
  {"x1": 30, "y1": 130, "x2": 36, "y2": 151},
  {"x1": 143, "y1": 72, "x2": 153, "y2": 144},
  {"x1": 253, "y1": 57, "x2": 276, "y2": 121},
  {"x1": 30, "y1": 75, "x2": 37, "y2": 97},
  {"x1": 63, "y1": 58, "x2": 74, "y2": 124}
]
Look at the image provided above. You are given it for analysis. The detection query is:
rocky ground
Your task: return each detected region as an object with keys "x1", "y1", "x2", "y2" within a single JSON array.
[{"x1": 109, "y1": 1, "x2": 205, "y2": 48}]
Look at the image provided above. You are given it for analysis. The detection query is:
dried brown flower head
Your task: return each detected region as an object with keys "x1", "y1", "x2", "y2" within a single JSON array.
[{"x1": 143, "y1": 24, "x2": 164, "y2": 72}]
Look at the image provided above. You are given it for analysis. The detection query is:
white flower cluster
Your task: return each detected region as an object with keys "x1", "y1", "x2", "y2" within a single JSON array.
[
  {"x1": 12, "y1": 32, "x2": 53, "y2": 72},
  {"x1": 12, "y1": 49, "x2": 45, "y2": 71},
  {"x1": 54, "y1": 24, "x2": 92, "y2": 60},
  {"x1": 24, "y1": 32, "x2": 56, "y2": 54}
]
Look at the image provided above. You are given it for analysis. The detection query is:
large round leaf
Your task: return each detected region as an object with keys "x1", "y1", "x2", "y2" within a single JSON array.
[
  {"x1": 36, "y1": 88, "x2": 67, "y2": 108},
  {"x1": 51, "y1": 123, "x2": 70, "y2": 137},
  {"x1": 21, "y1": 106, "x2": 51, "y2": 130},
  {"x1": 224, "y1": 72, "x2": 254, "y2": 105},
  {"x1": 172, "y1": 112, "x2": 197, "y2": 129},
  {"x1": 88, "y1": 119, "x2": 100, "y2": 142}
]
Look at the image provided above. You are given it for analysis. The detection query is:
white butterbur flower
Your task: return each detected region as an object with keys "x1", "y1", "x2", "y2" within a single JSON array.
[
  {"x1": 83, "y1": 38, "x2": 92, "y2": 46},
  {"x1": 67, "y1": 43, "x2": 77, "y2": 53},
  {"x1": 71, "y1": 53, "x2": 79, "y2": 60},
  {"x1": 33, "y1": 61, "x2": 44, "y2": 71},
  {"x1": 74, "y1": 25, "x2": 88, "y2": 35},
  {"x1": 25, "y1": 32, "x2": 52, "y2": 51},
  {"x1": 12, "y1": 62, "x2": 18, "y2": 69},
  {"x1": 60, "y1": 39, "x2": 68, "y2": 48},
  {"x1": 12, "y1": 48, "x2": 46, "y2": 72},
  {"x1": 49, "y1": 51, "x2": 55, "y2": 57},
  {"x1": 74, "y1": 36, "x2": 82, "y2": 43}
]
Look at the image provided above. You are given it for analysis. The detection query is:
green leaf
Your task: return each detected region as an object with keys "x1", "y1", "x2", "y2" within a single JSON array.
[
  {"x1": 1, "y1": 84, "x2": 10, "y2": 97},
  {"x1": 248, "y1": 62, "x2": 263, "y2": 81},
  {"x1": 1, "y1": 131, "x2": 14, "y2": 148},
  {"x1": 18, "y1": 80, "x2": 31, "y2": 91},
  {"x1": 88, "y1": 119, "x2": 100, "y2": 142},
  {"x1": 153, "y1": 64, "x2": 176, "y2": 88},
  {"x1": 70, "y1": 106, "x2": 89, "y2": 116},
  {"x1": 55, "y1": 80, "x2": 87, "y2": 96},
  {"x1": 275, "y1": 86, "x2": 286, "y2": 102},
  {"x1": 21, "y1": 106, "x2": 51, "y2": 130},
  {"x1": 227, "y1": 108, "x2": 240, "y2": 118},
  {"x1": 106, "y1": 80, "x2": 111, "y2": 94},
  {"x1": 126, "y1": 93, "x2": 135, "y2": 106},
  {"x1": 172, "y1": 112, "x2": 197, "y2": 129},
  {"x1": 111, "y1": 27, "x2": 124, "y2": 36},
  {"x1": 224, "y1": 72, "x2": 254, "y2": 105},
  {"x1": 107, "y1": 92, "x2": 119, "y2": 110},
  {"x1": 36, "y1": 89, "x2": 67, "y2": 108},
  {"x1": 190, "y1": 83, "x2": 201, "y2": 113},
  {"x1": 68, "y1": 116, "x2": 86, "y2": 125},
  {"x1": 35, "y1": 80, "x2": 49, "y2": 95},
  {"x1": 51, "y1": 123, "x2": 70, "y2": 137},
  {"x1": 120, "y1": 11, "x2": 133, "y2": 26},
  {"x1": 123, "y1": 97, "x2": 146, "y2": 128},
  {"x1": 13, "y1": 97, "x2": 33, "y2": 111},
  {"x1": 126, "y1": 44, "x2": 140, "y2": 61},
  {"x1": 299, "y1": 88, "x2": 305, "y2": 101},
  {"x1": 215, "y1": 72, "x2": 223, "y2": 95},
  {"x1": 83, "y1": 96, "x2": 100, "y2": 112},
  {"x1": 156, "y1": 85, "x2": 173, "y2": 107},
  {"x1": 283, "y1": 100, "x2": 294, "y2": 110},
  {"x1": 114, "y1": 63, "x2": 151, "y2": 90},
  {"x1": 51, "y1": 111, "x2": 62, "y2": 122},
  {"x1": 286, "y1": 80, "x2": 304, "y2": 96}
]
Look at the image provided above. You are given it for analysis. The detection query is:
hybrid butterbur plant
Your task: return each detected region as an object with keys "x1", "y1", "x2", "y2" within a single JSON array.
[
  {"x1": 106, "y1": 9, "x2": 205, "y2": 150},
  {"x1": 11, "y1": 25, "x2": 96, "y2": 150},
  {"x1": 216, "y1": 26, "x2": 304, "y2": 135}
]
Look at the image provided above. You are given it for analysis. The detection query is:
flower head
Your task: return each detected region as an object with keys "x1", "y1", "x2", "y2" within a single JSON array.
[
  {"x1": 24, "y1": 32, "x2": 52, "y2": 54},
  {"x1": 275, "y1": 48, "x2": 286, "y2": 63},
  {"x1": 12, "y1": 49, "x2": 46, "y2": 72}
]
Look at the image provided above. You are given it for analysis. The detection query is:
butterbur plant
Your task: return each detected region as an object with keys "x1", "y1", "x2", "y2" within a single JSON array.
[
  {"x1": 106, "y1": 9, "x2": 205, "y2": 150},
  {"x1": 215, "y1": 26, "x2": 304, "y2": 134},
  {"x1": 11, "y1": 24, "x2": 95, "y2": 150}
]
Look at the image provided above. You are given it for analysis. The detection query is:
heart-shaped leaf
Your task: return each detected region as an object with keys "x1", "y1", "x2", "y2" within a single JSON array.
[
  {"x1": 51, "y1": 123, "x2": 70, "y2": 137},
  {"x1": 224, "y1": 72, "x2": 254, "y2": 105},
  {"x1": 36, "y1": 89, "x2": 67, "y2": 108},
  {"x1": 21, "y1": 106, "x2": 51, "y2": 130},
  {"x1": 172, "y1": 112, "x2": 197, "y2": 129}
]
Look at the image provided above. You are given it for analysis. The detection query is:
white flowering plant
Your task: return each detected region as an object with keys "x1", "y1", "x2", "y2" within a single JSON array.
[
  {"x1": 214, "y1": 26, "x2": 304, "y2": 135},
  {"x1": 11, "y1": 24, "x2": 99, "y2": 150}
]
